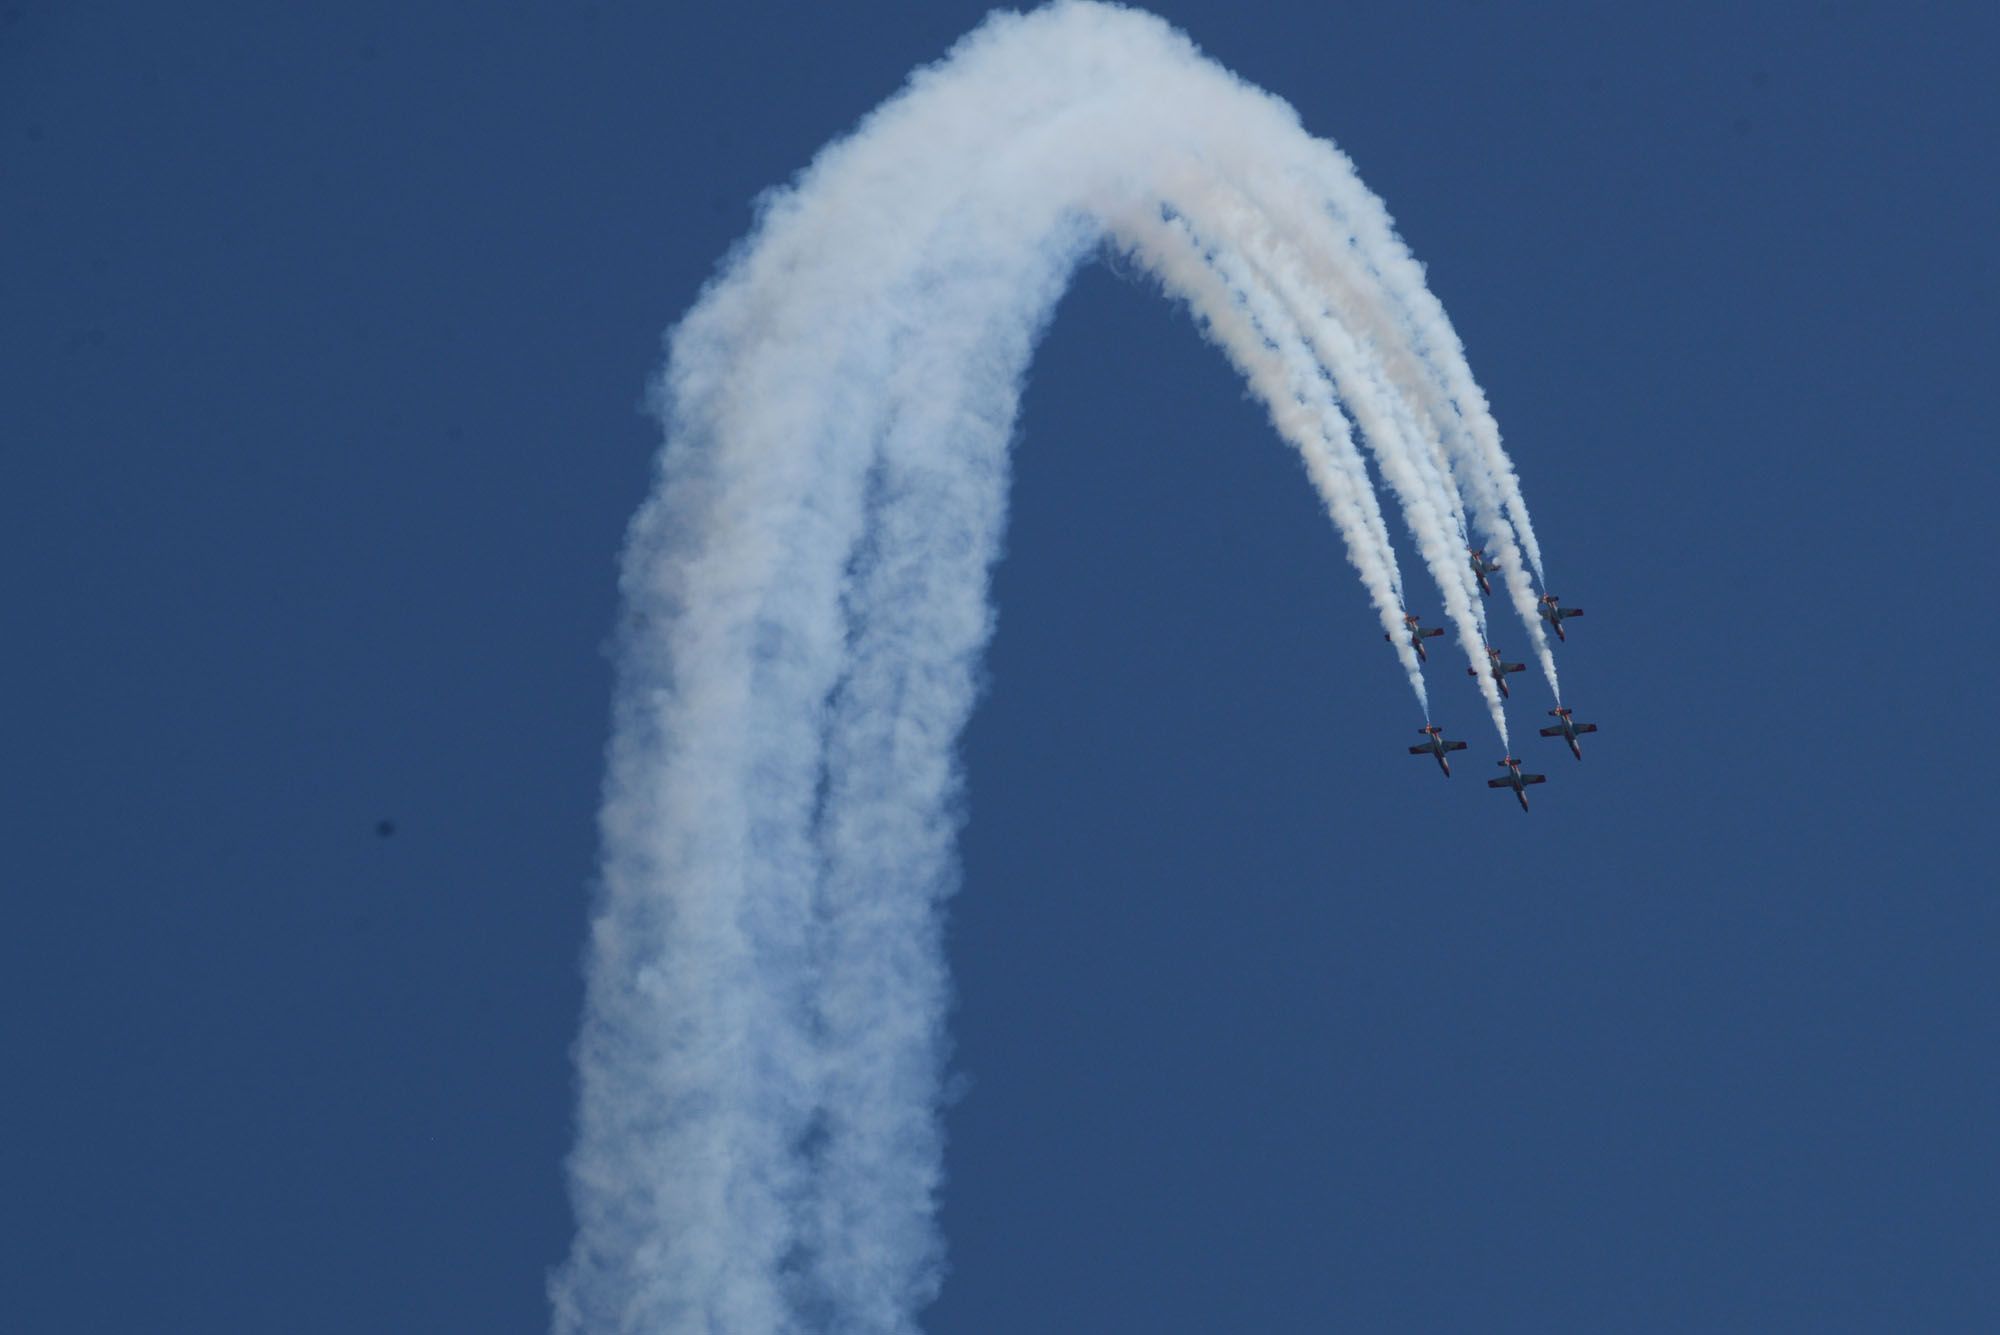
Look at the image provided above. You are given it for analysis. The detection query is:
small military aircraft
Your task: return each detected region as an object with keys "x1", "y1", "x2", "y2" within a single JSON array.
[
  {"x1": 1384, "y1": 613, "x2": 1446, "y2": 663},
  {"x1": 1537, "y1": 594, "x2": 1585, "y2": 642},
  {"x1": 1538, "y1": 707, "x2": 1598, "y2": 761},
  {"x1": 1487, "y1": 755, "x2": 1547, "y2": 811},
  {"x1": 1407, "y1": 724, "x2": 1469, "y2": 776},
  {"x1": 1467, "y1": 645, "x2": 1527, "y2": 699},
  {"x1": 1468, "y1": 547, "x2": 1502, "y2": 596}
]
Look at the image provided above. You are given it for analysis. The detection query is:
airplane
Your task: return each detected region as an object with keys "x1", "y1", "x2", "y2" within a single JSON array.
[
  {"x1": 1537, "y1": 593, "x2": 1584, "y2": 642},
  {"x1": 1407, "y1": 724, "x2": 1469, "y2": 776},
  {"x1": 1466, "y1": 644, "x2": 1527, "y2": 699},
  {"x1": 1468, "y1": 547, "x2": 1502, "y2": 596},
  {"x1": 1487, "y1": 755, "x2": 1547, "y2": 811},
  {"x1": 1538, "y1": 707, "x2": 1598, "y2": 761},
  {"x1": 1384, "y1": 613, "x2": 1446, "y2": 663}
]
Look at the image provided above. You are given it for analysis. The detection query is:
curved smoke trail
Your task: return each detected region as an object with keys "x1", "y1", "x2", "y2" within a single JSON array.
[{"x1": 553, "y1": 4, "x2": 1551, "y2": 1330}]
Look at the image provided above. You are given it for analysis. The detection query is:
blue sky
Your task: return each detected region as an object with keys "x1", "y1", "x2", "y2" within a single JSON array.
[{"x1": 4, "y1": 1, "x2": 1995, "y2": 1329}]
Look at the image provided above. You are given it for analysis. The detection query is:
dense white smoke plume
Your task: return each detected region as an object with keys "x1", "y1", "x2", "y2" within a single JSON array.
[{"x1": 553, "y1": 4, "x2": 1554, "y2": 1330}]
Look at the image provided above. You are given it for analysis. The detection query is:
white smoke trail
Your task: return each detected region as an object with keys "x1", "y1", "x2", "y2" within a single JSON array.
[
  {"x1": 1237, "y1": 143, "x2": 1561, "y2": 694},
  {"x1": 1112, "y1": 205, "x2": 1431, "y2": 711},
  {"x1": 554, "y1": 4, "x2": 1551, "y2": 1330},
  {"x1": 1177, "y1": 185, "x2": 1507, "y2": 735},
  {"x1": 1209, "y1": 172, "x2": 1484, "y2": 620}
]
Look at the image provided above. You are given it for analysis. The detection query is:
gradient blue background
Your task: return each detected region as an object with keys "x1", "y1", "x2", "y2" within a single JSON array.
[{"x1": 5, "y1": 2, "x2": 1994, "y2": 1329}]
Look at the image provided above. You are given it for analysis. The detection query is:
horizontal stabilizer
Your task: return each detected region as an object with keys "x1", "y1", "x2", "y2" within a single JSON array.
[{"x1": 1538, "y1": 725, "x2": 1564, "y2": 737}]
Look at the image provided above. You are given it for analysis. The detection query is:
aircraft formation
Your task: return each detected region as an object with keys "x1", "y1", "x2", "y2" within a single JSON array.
[{"x1": 1400, "y1": 546, "x2": 1596, "y2": 812}]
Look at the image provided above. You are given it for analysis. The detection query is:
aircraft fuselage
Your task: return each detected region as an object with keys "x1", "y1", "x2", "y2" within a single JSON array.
[
  {"x1": 1409, "y1": 728, "x2": 1466, "y2": 777},
  {"x1": 1487, "y1": 758, "x2": 1546, "y2": 811},
  {"x1": 1469, "y1": 550, "x2": 1501, "y2": 597},
  {"x1": 1539, "y1": 709, "x2": 1596, "y2": 761}
]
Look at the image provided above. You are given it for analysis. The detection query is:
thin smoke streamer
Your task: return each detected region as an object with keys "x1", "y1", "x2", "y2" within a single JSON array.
[{"x1": 553, "y1": 4, "x2": 1552, "y2": 1330}]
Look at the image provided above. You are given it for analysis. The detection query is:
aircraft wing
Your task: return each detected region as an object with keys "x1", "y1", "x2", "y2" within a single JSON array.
[
  {"x1": 1562, "y1": 608, "x2": 1584, "y2": 617},
  {"x1": 1523, "y1": 774, "x2": 1547, "y2": 785},
  {"x1": 1420, "y1": 627, "x2": 1444, "y2": 638},
  {"x1": 1538, "y1": 725, "x2": 1565, "y2": 737},
  {"x1": 1503, "y1": 662, "x2": 1526, "y2": 673},
  {"x1": 1575, "y1": 723, "x2": 1598, "y2": 734},
  {"x1": 1445, "y1": 740, "x2": 1467, "y2": 752},
  {"x1": 1408, "y1": 744, "x2": 1431, "y2": 755},
  {"x1": 1486, "y1": 777, "x2": 1512, "y2": 788}
]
